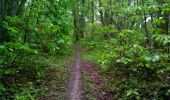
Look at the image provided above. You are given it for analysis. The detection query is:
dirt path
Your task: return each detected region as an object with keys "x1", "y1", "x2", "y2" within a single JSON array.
[{"x1": 67, "y1": 47, "x2": 83, "y2": 100}]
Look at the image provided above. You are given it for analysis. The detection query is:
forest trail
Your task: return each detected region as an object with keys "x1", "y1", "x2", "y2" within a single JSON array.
[{"x1": 67, "y1": 46, "x2": 83, "y2": 100}]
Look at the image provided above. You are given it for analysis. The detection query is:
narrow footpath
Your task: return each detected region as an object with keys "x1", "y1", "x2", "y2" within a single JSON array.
[{"x1": 67, "y1": 47, "x2": 83, "y2": 100}]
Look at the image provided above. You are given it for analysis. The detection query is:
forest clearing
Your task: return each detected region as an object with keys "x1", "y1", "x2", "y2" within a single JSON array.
[{"x1": 0, "y1": 0, "x2": 170, "y2": 100}]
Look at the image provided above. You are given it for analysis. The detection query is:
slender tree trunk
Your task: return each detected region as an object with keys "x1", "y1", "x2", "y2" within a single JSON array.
[
  {"x1": 17, "y1": 0, "x2": 27, "y2": 16},
  {"x1": 0, "y1": 0, "x2": 4, "y2": 42},
  {"x1": 73, "y1": 9, "x2": 79, "y2": 41},
  {"x1": 164, "y1": 13, "x2": 169, "y2": 54},
  {"x1": 72, "y1": 0, "x2": 80, "y2": 41},
  {"x1": 150, "y1": 12, "x2": 155, "y2": 51},
  {"x1": 91, "y1": 0, "x2": 95, "y2": 38},
  {"x1": 109, "y1": 0, "x2": 113, "y2": 24},
  {"x1": 142, "y1": 0, "x2": 151, "y2": 51},
  {"x1": 143, "y1": 8, "x2": 148, "y2": 34},
  {"x1": 104, "y1": 10, "x2": 109, "y2": 26},
  {"x1": 168, "y1": 14, "x2": 170, "y2": 54},
  {"x1": 99, "y1": 0, "x2": 104, "y2": 25},
  {"x1": 80, "y1": 0, "x2": 85, "y2": 38}
]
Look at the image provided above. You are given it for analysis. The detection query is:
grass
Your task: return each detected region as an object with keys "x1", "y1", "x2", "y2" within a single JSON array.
[{"x1": 81, "y1": 47, "x2": 101, "y2": 63}]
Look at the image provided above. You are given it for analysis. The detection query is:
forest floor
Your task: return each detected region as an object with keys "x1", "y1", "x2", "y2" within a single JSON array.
[
  {"x1": 67, "y1": 46, "x2": 113, "y2": 100},
  {"x1": 67, "y1": 46, "x2": 83, "y2": 100},
  {"x1": 39, "y1": 50, "x2": 75, "y2": 100},
  {"x1": 40, "y1": 46, "x2": 114, "y2": 100},
  {"x1": 82, "y1": 61, "x2": 113, "y2": 100}
]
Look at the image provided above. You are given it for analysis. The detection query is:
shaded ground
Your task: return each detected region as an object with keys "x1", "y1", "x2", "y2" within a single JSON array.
[
  {"x1": 67, "y1": 47, "x2": 83, "y2": 100},
  {"x1": 39, "y1": 46, "x2": 114, "y2": 100},
  {"x1": 39, "y1": 53, "x2": 75, "y2": 100},
  {"x1": 82, "y1": 61, "x2": 114, "y2": 100},
  {"x1": 67, "y1": 46, "x2": 83, "y2": 100}
]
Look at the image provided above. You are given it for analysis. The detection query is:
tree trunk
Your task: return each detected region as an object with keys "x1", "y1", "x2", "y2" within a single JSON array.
[
  {"x1": 72, "y1": 0, "x2": 80, "y2": 41},
  {"x1": 0, "y1": 0, "x2": 5, "y2": 42},
  {"x1": 80, "y1": 0, "x2": 85, "y2": 38},
  {"x1": 17, "y1": 0, "x2": 27, "y2": 16},
  {"x1": 91, "y1": 0, "x2": 95, "y2": 38},
  {"x1": 99, "y1": 0, "x2": 104, "y2": 25}
]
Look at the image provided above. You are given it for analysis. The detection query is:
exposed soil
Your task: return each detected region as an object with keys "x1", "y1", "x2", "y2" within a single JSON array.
[
  {"x1": 40, "y1": 46, "x2": 114, "y2": 100},
  {"x1": 67, "y1": 46, "x2": 84, "y2": 100}
]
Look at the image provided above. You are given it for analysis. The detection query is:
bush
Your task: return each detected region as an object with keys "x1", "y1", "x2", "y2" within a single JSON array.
[{"x1": 95, "y1": 29, "x2": 170, "y2": 99}]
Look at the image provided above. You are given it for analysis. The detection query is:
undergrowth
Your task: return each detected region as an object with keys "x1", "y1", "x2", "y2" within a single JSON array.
[
  {"x1": 82, "y1": 71, "x2": 97, "y2": 100},
  {"x1": 80, "y1": 35, "x2": 170, "y2": 99},
  {"x1": 39, "y1": 49, "x2": 75, "y2": 100}
]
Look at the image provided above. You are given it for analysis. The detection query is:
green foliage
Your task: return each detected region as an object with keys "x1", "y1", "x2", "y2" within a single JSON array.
[
  {"x1": 153, "y1": 34, "x2": 170, "y2": 47},
  {"x1": 0, "y1": 0, "x2": 169, "y2": 99},
  {"x1": 81, "y1": 36, "x2": 168, "y2": 99},
  {"x1": 0, "y1": 0, "x2": 73, "y2": 99},
  {"x1": 93, "y1": 25, "x2": 118, "y2": 40},
  {"x1": 80, "y1": 0, "x2": 170, "y2": 99},
  {"x1": 14, "y1": 82, "x2": 38, "y2": 100},
  {"x1": 87, "y1": 27, "x2": 170, "y2": 99}
]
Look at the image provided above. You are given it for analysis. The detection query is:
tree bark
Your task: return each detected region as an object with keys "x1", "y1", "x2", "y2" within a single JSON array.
[
  {"x1": 17, "y1": 0, "x2": 27, "y2": 16},
  {"x1": 0, "y1": 0, "x2": 5, "y2": 42},
  {"x1": 99, "y1": 0, "x2": 104, "y2": 25},
  {"x1": 91, "y1": 0, "x2": 94, "y2": 37},
  {"x1": 80, "y1": 0, "x2": 85, "y2": 38},
  {"x1": 72, "y1": 0, "x2": 80, "y2": 41}
]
